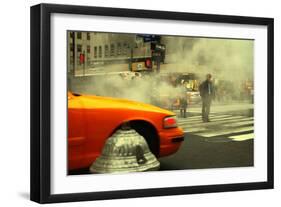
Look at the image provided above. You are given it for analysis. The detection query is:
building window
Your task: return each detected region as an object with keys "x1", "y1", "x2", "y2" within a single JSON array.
[
  {"x1": 69, "y1": 43, "x2": 74, "y2": 52},
  {"x1": 123, "y1": 43, "x2": 128, "y2": 56},
  {"x1": 69, "y1": 32, "x2": 74, "y2": 38},
  {"x1": 77, "y1": 32, "x2": 82, "y2": 39},
  {"x1": 94, "y1": 46, "x2": 97, "y2": 58},
  {"x1": 70, "y1": 56, "x2": 74, "y2": 64},
  {"x1": 110, "y1": 44, "x2": 115, "y2": 57},
  {"x1": 87, "y1": 59, "x2": 91, "y2": 66},
  {"x1": 69, "y1": 43, "x2": 74, "y2": 65},
  {"x1": 77, "y1": 44, "x2": 82, "y2": 52},
  {"x1": 98, "y1": 46, "x2": 102, "y2": 58},
  {"x1": 87, "y1": 32, "x2": 90, "y2": 40},
  {"x1": 117, "y1": 43, "x2": 122, "y2": 56},
  {"x1": 87, "y1": 45, "x2": 91, "y2": 66},
  {"x1": 105, "y1": 45, "x2": 109, "y2": 57}
]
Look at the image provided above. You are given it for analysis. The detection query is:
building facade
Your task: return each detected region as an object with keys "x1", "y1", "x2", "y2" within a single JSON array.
[{"x1": 67, "y1": 31, "x2": 140, "y2": 74}]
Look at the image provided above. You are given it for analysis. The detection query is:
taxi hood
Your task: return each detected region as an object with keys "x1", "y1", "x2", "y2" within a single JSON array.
[{"x1": 69, "y1": 92, "x2": 175, "y2": 115}]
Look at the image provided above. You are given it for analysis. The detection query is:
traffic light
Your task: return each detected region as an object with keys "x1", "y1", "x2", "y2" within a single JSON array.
[
  {"x1": 145, "y1": 58, "x2": 152, "y2": 69},
  {"x1": 79, "y1": 53, "x2": 85, "y2": 64}
]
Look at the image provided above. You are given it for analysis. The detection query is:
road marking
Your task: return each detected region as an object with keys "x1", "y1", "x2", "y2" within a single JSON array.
[
  {"x1": 182, "y1": 118, "x2": 253, "y2": 133},
  {"x1": 178, "y1": 116, "x2": 231, "y2": 124},
  {"x1": 223, "y1": 120, "x2": 254, "y2": 127},
  {"x1": 180, "y1": 118, "x2": 254, "y2": 133},
  {"x1": 229, "y1": 133, "x2": 254, "y2": 141},
  {"x1": 180, "y1": 113, "x2": 254, "y2": 140},
  {"x1": 179, "y1": 117, "x2": 253, "y2": 128},
  {"x1": 178, "y1": 114, "x2": 230, "y2": 122},
  {"x1": 184, "y1": 127, "x2": 207, "y2": 133},
  {"x1": 178, "y1": 115, "x2": 245, "y2": 125},
  {"x1": 195, "y1": 126, "x2": 254, "y2": 137}
]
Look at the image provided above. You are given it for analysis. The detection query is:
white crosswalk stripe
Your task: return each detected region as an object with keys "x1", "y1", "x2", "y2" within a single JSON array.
[
  {"x1": 177, "y1": 114, "x2": 230, "y2": 122},
  {"x1": 178, "y1": 114, "x2": 254, "y2": 141},
  {"x1": 179, "y1": 116, "x2": 253, "y2": 129},
  {"x1": 196, "y1": 126, "x2": 253, "y2": 137},
  {"x1": 229, "y1": 133, "x2": 254, "y2": 141}
]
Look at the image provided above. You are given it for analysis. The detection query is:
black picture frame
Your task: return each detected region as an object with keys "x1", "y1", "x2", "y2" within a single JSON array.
[{"x1": 30, "y1": 3, "x2": 274, "y2": 204}]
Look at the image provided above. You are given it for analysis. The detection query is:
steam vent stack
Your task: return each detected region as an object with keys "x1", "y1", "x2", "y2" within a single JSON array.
[{"x1": 90, "y1": 128, "x2": 160, "y2": 173}]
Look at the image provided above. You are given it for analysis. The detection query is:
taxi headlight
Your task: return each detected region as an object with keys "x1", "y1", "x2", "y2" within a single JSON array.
[{"x1": 163, "y1": 116, "x2": 178, "y2": 128}]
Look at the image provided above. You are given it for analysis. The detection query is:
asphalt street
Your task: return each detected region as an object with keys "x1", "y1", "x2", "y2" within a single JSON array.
[
  {"x1": 159, "y1": 103, "x2": 254, "y2": 170},
  {"x1": 159, "y1": 133, "x2": 253, "y2": 170}
]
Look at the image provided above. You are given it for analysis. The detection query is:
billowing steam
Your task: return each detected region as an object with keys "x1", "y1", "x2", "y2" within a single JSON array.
[
  {"x1": 164, "y1": 36, "x2": 254, "y2": 82},
  {"x1": 69, "y1": 74, "x2": 183, "y2": 104},
  {"x1": 69, "y1": 35, "x2": 254, "y2": 105}
]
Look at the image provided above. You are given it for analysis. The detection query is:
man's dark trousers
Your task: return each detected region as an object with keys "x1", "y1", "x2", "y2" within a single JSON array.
[{"x1": 202, "y1": 95, "x2": 212, "y2": 121}]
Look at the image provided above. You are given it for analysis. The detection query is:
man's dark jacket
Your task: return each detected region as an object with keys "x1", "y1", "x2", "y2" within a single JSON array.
[{"x1": 199, "y1": 80, "x2": 215, "y2": 98}]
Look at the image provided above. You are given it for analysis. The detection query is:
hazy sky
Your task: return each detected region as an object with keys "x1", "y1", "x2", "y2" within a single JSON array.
[{"x1": 165, "y1": 36, "x2": 254, "y2": 82}]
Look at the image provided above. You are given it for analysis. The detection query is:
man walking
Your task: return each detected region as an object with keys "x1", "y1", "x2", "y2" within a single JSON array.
[{"x1": 199, "y1": 74, "x2": 215, "y2": 122}]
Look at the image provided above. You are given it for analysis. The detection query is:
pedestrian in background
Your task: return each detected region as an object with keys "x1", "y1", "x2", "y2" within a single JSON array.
[
  {"x1": 179, "y1": 80, "x2": 188, "y2": 118},
  {"x1": 199, "y1": 74, "x2": 215, "y2": 122}
]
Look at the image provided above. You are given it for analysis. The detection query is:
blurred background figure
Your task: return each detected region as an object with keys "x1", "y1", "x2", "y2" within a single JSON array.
[
  {"x1": 179, "y1": 80, "x2": 188, "y2": 118},
  {"x1": 199, "y1": 74, "x2": 215, "y2": 122}
]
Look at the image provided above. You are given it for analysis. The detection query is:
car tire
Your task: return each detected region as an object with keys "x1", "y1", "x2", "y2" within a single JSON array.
[{"x1": 129, "y1": 121, "x2": 160, "y2": 157}]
